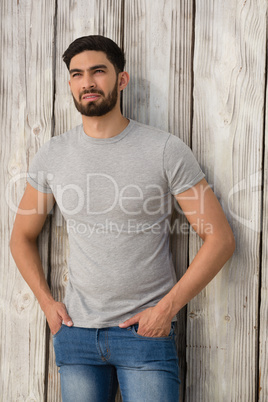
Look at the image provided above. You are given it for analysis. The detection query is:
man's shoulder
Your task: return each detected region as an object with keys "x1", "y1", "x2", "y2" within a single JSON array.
[
  {"x1": 130, "y1": 119, "x2": 189, "y2": 153},
  {"x1": 41, "y1": 124, "x2": 82, "y2": 150},
  {"x1": 130, "y1": 119, "x2": 171, "y2": 144},
  {"x1": 31, "y1": 125, "x2": 81, "y2": 164},
  {"x1": 52, "y1": 124, "x2": 81, "y2": 143}
]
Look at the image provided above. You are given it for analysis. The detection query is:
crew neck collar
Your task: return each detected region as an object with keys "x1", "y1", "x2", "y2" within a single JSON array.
[{"x1": 79, "y1": 119, "x2": 134, "y2": 144}]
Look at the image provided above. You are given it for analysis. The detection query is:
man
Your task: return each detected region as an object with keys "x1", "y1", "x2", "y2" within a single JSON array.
[{"x1": 10, "y1": 35, "x2": 235, "y2": 402}]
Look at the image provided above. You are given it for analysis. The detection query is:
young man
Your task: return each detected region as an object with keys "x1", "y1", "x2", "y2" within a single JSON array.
[{"x1": 10, "y1": 35, "x2": 235, "y2": 401}]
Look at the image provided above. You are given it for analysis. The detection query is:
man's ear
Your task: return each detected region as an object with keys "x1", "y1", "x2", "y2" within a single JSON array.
[{"x1": 118, "y1": 71, "x2": 130, "y2": 91}]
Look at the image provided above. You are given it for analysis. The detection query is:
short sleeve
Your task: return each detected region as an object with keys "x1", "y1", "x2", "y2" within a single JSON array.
[
  {"x1": 163, "y1": 134, "x2": 205, "y2": 195},
  {"x1": 27, "y1": 142, "x2": 53, "y2": 193}
]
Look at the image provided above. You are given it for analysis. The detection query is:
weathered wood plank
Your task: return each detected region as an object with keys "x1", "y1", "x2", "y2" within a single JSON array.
[
  {"x1": 168, "y1": 4, "x2": 195, "y2": 398},
  {"x1": 124, "y1": 0, "x2": 173, "y2": 130},
  {"x1": 188, "y1": 0, "x2": 267, "y2": 401},
  {"x1": 47, "y1": 1, "x2": 124, "y2": 401},
  {"x1": 259, "y1": 41, "x2": 268, "y2": 401},
  {"x1": 0, "y1": 0, "x2": 56, "y2": 400},
  {"x1": 123, "y1": 1, "x2": 194, "y2": 399}
]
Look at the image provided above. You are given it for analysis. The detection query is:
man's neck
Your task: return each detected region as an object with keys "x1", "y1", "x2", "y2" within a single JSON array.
[{"x1": 81, "y1": 110, "x2": 129, "y2": 139}]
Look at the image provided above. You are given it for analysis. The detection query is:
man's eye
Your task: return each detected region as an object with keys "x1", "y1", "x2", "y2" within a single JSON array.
[
  {"x1": 72, "y1": 73, "x2": 81, "y2": 77},
  {"x1": 95, "y1": 70, "x2": 104, "y2": 73}
]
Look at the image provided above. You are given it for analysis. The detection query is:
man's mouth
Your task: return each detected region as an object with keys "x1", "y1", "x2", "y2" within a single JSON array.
[{"x1": 82, "y1": 93, "x2": 101, "y2": 101}]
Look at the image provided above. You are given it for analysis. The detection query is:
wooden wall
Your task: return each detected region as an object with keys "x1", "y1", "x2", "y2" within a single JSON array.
[{"x1": 1, "y1": 0, "x2": 267, "y2": 401}]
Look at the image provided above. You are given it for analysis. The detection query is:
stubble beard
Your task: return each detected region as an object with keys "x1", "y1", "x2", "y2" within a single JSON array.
[{"x1": 72, "y1": 76, "x2": 119, "y2": 117}]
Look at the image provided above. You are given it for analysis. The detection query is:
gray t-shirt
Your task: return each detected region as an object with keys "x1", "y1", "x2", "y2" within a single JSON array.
[{"x1": 27, "y1": 119, "x2": 205, "y2": 328}]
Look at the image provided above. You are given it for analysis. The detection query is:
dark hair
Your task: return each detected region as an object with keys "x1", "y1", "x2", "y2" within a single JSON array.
[{"x1": 62, "y1": 35, "x2": 126, "y2": 74}]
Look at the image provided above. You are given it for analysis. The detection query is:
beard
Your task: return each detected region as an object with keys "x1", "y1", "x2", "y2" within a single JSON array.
[{"x1": 72, "y1": 76, "x2": 119, "y2": 117}]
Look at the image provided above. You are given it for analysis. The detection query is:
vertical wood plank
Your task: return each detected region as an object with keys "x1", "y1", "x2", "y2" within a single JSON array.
[
  {"x1": 123, "y1": 1, "x2": 194, "y2": 399},
  {"x1": 168, "y1": 4, "x2": 195, "y2": 398},
  {"x1": 188, "y1": 0, "x2": 267, "y2": 400},
  {"x1": 259, "y1": 36, "x2": 268, "y2": 400},
  {"x1": 124, "y1": 0, "x2": 173, "y2": 130},
  {"x1": 0, "y1": 0, "x2": 56, "y2": 400},
  {"x1": 48, "y1": 1, "x2": 124, "y2": 401}
]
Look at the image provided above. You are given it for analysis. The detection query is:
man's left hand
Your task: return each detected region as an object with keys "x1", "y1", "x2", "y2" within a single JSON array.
[{"x1": 119, "y1": 306, "x2": 172, "y2": 337}]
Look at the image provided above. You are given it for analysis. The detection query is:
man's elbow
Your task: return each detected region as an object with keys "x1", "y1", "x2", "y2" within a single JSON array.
[
  {"x1": 9, "y1": 228, "x2": 31, "y2": 257},
  {"x1": 10, "y1": 229, "x2": 19, "y2": 257},
  {"x1": 224, "y1": 231, "x2": 236, "y2": 258},
  {"x1": 217, "y1": 228, "x2": 235, "y2": 260},
  {"x1": 205, "y1": 229, "x2": 236, "y2": 260}
]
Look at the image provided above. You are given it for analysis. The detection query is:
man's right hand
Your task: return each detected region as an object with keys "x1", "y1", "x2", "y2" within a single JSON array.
[{"x1": 43, "y1": 300, "x2": 73, "y2": 335}]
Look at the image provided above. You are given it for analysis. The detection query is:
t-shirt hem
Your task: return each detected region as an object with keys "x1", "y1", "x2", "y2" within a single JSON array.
[
  {"x1": 27, "y1": 175, "x2": 53, "y2": 194},
  {"x1": 171, "y1": 171, "x2": 205, "y2": 195},
  {"x1": 68, "y1": 316, "x2": 177, "y2": 329}
]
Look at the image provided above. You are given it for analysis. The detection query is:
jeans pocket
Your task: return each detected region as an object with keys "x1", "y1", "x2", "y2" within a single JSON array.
[
  {"x1": 52, "y1": 323, "x2": 65, "y2": 338},
  {"x1": 131, "y1": 322, "x2": 175, "y2": 340}
]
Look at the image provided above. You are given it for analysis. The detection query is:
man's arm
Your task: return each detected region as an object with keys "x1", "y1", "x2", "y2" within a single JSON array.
[
  {"x1": 10, "y1": 183, "x2": 73, "y2": 334},
  {"x1": 119, "y1": 178, "x2": 235, "y2": 336}
]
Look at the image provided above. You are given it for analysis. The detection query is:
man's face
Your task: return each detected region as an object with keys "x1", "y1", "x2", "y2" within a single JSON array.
[{"x1": 68, "y1": 50, "x2": 120, "y2": 117}]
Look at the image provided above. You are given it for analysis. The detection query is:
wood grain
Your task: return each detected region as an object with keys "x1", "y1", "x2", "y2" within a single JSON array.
[
  {"x1": 167, "y1": 2, "x2": 195, "y2": 399},
  {"x1": 0, "y1": 0, "x2": 56, "y2": 400},
  {"x1": 259, "y1": 37, "x2": 268, "y2": 401},
  {"x1": 188, "y1": 0, "x2": 267, "y2": 400}
]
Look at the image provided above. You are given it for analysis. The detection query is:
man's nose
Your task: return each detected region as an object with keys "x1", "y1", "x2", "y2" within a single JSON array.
[{"x1": 82, "y1": 73, "x2": 96, "y2": 89}]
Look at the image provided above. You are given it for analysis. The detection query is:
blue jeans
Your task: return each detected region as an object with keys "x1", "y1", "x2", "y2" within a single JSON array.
[{"x1": 53, "y1": 323, "x2": 180, "y2": 402}]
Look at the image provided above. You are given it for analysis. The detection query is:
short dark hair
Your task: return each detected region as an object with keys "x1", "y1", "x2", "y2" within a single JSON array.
[{"x1": 62, "y1": 35, "x2": 126, "y2": 74}]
